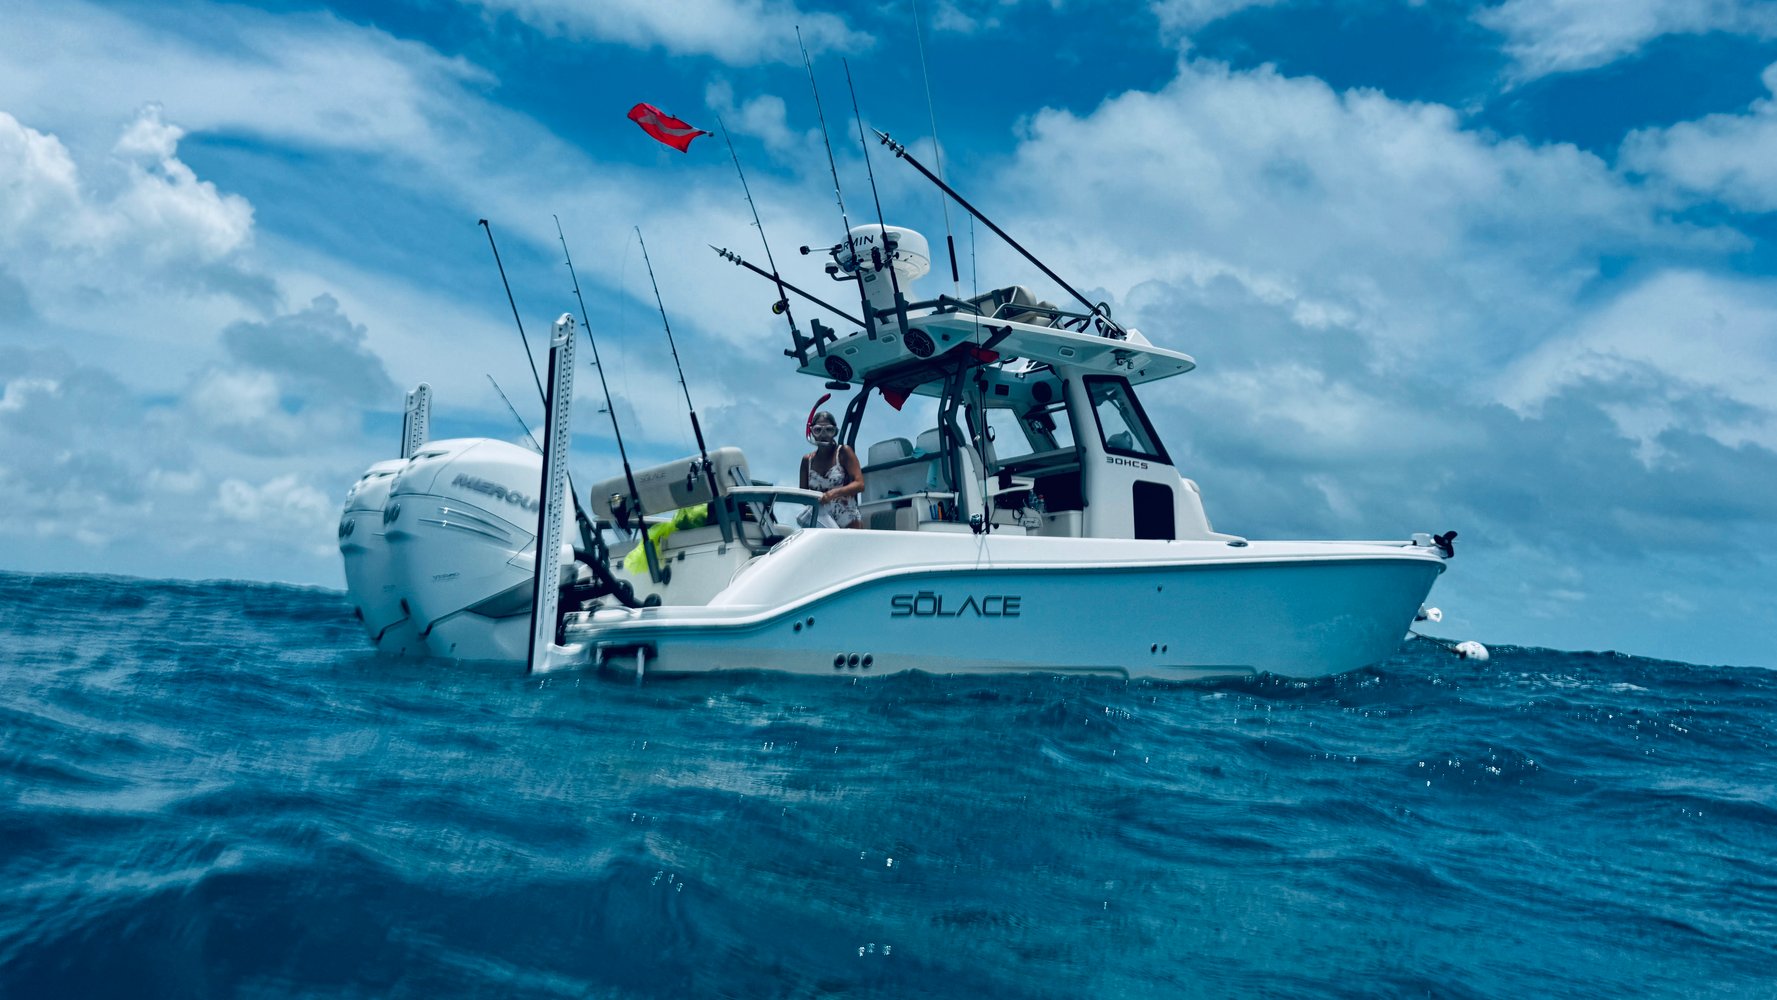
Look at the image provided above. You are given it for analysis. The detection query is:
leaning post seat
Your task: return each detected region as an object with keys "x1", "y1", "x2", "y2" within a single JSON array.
[
  {"x1": 858, "y1": 433, "x2": 962, "y2": 530},
  {"x1": 957, "y1": 285, "x2": 1063, "y2": 327}
]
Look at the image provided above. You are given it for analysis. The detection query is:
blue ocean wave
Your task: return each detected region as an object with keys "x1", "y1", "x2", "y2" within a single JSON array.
[{"x1": 1, "y1": 571, "x2": 1773, "y2": 998}]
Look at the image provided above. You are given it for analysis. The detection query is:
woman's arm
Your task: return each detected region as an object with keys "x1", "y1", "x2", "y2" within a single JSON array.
[{"x1": 837, "y1": 445, "x2": 866, "y2": 499}]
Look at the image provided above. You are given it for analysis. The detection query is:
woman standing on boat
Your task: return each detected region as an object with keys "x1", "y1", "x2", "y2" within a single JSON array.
[{"x1": 801, "y1": 410, "x2": 865, "y2": 528}]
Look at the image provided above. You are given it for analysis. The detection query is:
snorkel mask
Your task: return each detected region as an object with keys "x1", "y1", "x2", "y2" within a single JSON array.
[{"x1": 805, "y1": 393, "x2": 834, "y2": 446}]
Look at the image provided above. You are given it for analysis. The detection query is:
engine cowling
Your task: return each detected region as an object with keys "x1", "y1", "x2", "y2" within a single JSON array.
[{"x1": 346, "y1": 438, "x2": 573, "y2": 663}]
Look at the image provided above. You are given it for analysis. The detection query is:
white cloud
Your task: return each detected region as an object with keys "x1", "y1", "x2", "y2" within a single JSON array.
[
  {"x1": 1152, "y1": 0, "x2": 1283, "y2": 35},
  {"x1": 213, "y1": 474, "x2": 338, "y2": 557},
  {"x1": 1621, "y1": 62, "x2": 1777, "y2": 213},
  {"x1": 991, "y1": 61, "x2": 1724, "y2": 375},
  {"x1": 463, "y1": 0, "x2": 870, "y2": 65},
  {"x1": 1475, "y1": 0, "x2": 1777, "y2": 80},
  {"x1": 1496, "y1": 269, "x2": 1777, "y2": 452},
  {"x1": 705, "y1": 80, "x2": 805, "y2": 155},
  {"x1": 0, "y1": 104, "x2": 256, "y2": 328}
]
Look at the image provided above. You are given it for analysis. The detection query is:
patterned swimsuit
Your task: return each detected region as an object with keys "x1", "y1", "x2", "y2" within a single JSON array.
[{"x1": 806, "y1": 452, "x2": 861, "y2": 527}]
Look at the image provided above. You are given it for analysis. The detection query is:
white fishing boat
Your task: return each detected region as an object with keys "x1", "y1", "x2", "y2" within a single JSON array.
[{"x1": 339, "y1": 137, "x2": 1472, "y2": 680}]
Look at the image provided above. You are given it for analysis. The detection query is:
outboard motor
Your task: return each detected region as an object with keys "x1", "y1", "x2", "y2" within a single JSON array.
[
  {"x1": 376, "y1": 438, "x2": 574, "y2": 663},
  {"x1": 340, "y1": 459, "x2": 424, "y2": 657}
]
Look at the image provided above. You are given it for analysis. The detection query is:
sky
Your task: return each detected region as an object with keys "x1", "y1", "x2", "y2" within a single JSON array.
[{"x1": 3, "y1": 0, "x2": 1775, "y2": 667}]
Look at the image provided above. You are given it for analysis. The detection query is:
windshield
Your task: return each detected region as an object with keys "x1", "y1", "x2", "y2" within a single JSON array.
[{"x1": 1083, "y1": 375, "x2": 1169, "y2": 463}]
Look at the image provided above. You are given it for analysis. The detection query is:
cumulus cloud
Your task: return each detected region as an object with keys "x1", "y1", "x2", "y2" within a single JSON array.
[
  {"x1": 0, "y1": 104, "x2": 256, "y2": 316},
  {"x1": 994, "y1": 62, "x2": 1728, "y2": 372},
  {"x1": 0, "y1": 292, "x2": 393, "y2": 578},
  {"x1": 705, "y1": 80, "x2": 805, "y2": 155},
  {"x1": 213, "y1": 474, "x2": 338, "y2": 558},
  {"x1": 220, "y1": 294, "x2": 395, "y2": 404},
  {"x1": 1475, "y1": 0, "x2": 1777, "y2": 80},
  {"x1": 1496, "y1": 269, "x2": 1777, "y2": 452},
  {"x1": 1620, "y1": 61, "x2": 1777, "y2": 213},
  {"x1": 463, "y1": 0, "x2": 869, "y2": 65}
]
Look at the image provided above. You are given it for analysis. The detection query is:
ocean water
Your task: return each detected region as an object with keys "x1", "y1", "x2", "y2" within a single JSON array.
[{"x1": 0, "y1": 571, "x2": 1772, "y2": 999}]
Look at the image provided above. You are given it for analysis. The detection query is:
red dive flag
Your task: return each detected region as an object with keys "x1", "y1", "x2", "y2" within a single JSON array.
[{"x1": 627, "y1": 103, "x2": 708, "y2": 153}]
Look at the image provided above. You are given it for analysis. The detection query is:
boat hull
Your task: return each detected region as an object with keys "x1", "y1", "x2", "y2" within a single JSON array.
[{"x1": 566, "y1": 533, "x2": 1446, "y2": 681}]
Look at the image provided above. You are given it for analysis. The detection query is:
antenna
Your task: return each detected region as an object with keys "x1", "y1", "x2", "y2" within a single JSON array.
[
  {"x1": 844, "y1": 58, "x2": 909, "y2": 340},
  {"x1": 555, "y1": 216, "x2": 666, "y2": 586},
  {"x1": 875, "y1": 131, "x2": 1127, "y2": 339},
  {"x1": 478, "y1": 220, "x2": 547, "y2": 406},
  {"x1": 636, "y1": 226, "x2": 729, "y2": 540},
  {"x1": 910, "y1": 0, "x2": 960, "y2": 291},
  {"x1": 486, "y1": 374, "x2": 541, "y2": 452},
  {"x1": 797, "y1": 26, "x2": 877, "y2": 340}
]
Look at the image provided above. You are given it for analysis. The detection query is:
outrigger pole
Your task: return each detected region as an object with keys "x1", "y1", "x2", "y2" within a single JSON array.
[
  {"x1": 873, "y1": 130, "x2": 1128, "y2": 339},
  {"x1": 635, "y1": 226, "x2": 734, "y2": 544},
  {"x1": 555, "y1": 217, "x2": 667, "y2": 587}
]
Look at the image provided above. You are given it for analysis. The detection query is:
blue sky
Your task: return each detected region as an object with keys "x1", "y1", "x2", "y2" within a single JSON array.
[{"x1": 3, "y1": 0, "x2": 1776, "y2": 667}]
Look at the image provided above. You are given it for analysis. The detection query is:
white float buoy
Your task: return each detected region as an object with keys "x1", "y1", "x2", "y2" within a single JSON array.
[
  {"x1": 1454, "y1": 640, "x2": 1489, "y2": 661},
  {"x1": 1416, "y1": 606, "x2": 1443, "y2": 623}
]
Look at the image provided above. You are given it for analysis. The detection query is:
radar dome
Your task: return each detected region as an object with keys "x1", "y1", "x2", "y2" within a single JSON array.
[{"x1": 841, "y1": 225, "x2": 930, "y2": 314}]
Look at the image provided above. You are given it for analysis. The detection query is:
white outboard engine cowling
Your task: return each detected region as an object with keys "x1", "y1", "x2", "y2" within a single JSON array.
[
  {"x1": 347, "y1": 437, "x2": 575, "y2": 663},
  {"x1": 340, "y1": 459, "x2": 424, "y2": 657}
]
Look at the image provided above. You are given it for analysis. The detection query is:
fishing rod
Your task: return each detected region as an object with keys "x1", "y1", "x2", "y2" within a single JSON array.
[
  {"x1": 479, "y1": 219, "x2": 610, "y2": 572},
  {"x1": 843, "y1": 58, "x2": 909, "y2": 341},
  {"x1": 797, "y1": 26, "x2": 877, "y2": 340},
  {"x1": 873, "y1": 130, "x2": 1128, "y2": 338},
  {"x1": 717, "y1": 116, "x2": 801, "y2": 340},
  {"x1": 555, "y1": 216, "x2": 666, "y2": 586},
  {"x1": 486, "y1": 374, "x2": 541, "y2": 452},
  {"x1": 909, "y1": 0, "x2": 961, "y2": 290},
  {"x1": 478, "y1": 220, "x2": 548, "y2": 404},
  {"x1": 709, "y1": 245, "x2": 864, "y2": 328},
  {"x1": 635, "y1": 226, "x2": 725, "y2": 524}
]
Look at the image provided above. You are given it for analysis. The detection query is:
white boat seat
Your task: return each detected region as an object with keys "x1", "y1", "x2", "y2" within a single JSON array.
[
  {"x1": 862, "y1": 435, "x2": 937, "y2": 517},
  {"x1": 960, "y1": 285, "x2": 1063, "y2": 327},
  {"x1": 866, "y1": 437, "x2": 913, "y2": 465}
]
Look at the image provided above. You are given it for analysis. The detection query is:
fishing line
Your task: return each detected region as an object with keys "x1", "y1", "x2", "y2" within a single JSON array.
[{"x1": 486, "y1": 374, "x2": 541, "y2": 452}]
